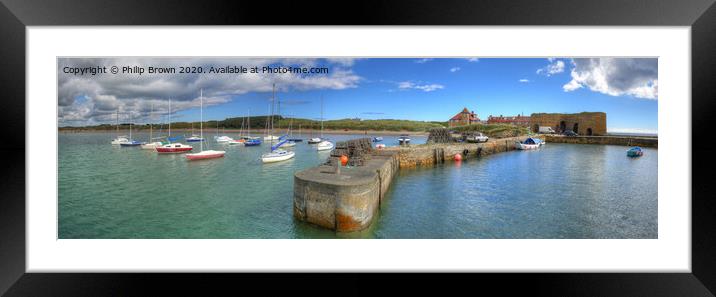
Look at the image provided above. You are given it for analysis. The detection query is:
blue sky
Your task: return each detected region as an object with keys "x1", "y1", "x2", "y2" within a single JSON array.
[{"x1": 59, "y1": 58, "x2": 658, "y2": 133}]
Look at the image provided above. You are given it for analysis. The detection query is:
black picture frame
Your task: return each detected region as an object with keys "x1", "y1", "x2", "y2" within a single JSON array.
[{"x1": 1, "y1": 0, "x2": 715, "y2": 295}]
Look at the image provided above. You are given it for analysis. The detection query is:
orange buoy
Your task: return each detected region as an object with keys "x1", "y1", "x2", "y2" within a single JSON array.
[
  {"x1": 453, "y1": 153, "x2": 462, "y2": 161},
  {"x1": 340, "y1": 155, "x2": 349, "y2": 166}
]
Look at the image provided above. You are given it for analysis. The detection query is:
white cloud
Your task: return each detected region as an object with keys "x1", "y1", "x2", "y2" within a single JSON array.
[
  {"x1": 397, "y1": 81, "x2": 444, "y2": 92},
  {"x1": 415, "y1": 58, "x2": 433, "y2": 64},
  {"x1": 519, "y1": 79, "x2": 530, "y2": 83},
  {"x1": 466, "y1": 58, "x2": 479, "y2": 62},
  {"x1": 536, "y1": 59, "x2": 565, "y2": 76},
  {"x1": 562, "y1": 58, "x2": 658, "y2": 100},
  {"x1": 450, "y1": 67, "x2": 461, "y2": 73},
  {"x1": 57, "y1": 58, "x2": 362, "y2": 125}
]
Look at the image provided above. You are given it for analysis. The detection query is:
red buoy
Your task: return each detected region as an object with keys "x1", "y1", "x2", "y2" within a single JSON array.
[
  {"x1": 453, "y1": 153, "x2": 462, "y2": 161},
  {"x1": 340, "y1": 155, "x2": 349, "y2": 166}
]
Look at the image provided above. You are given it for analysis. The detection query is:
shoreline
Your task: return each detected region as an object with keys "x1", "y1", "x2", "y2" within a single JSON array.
[{"x1": 58, "y1": 128, "x2": 430, "y2": 136}]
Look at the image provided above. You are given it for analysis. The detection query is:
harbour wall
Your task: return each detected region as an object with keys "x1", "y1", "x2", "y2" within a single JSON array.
[
  {"x1": 293, "y1": 137, "x2": 522, "y2": 232},
  {"x1": 386, "y1": 136, "x2": 523, "y2": 169},
  {"x1": 544, "y1": 135, "x2": 658, "y2": 148}
]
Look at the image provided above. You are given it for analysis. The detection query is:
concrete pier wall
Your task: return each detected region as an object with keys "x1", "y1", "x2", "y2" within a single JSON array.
[
  {"x1": 293, "y1": 137, "x2": 523, "y2": 232},
  {"x1": 293, "y1": 152, "x2": 399, "y2": 232},
  {"x1": 544, "y1": 135, "x2": 658, "y2": 148}
]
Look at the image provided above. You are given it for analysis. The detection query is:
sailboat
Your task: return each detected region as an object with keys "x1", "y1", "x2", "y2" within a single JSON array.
[
  {"x1": 262, "y1": 84, "x2": 295, "y2": 163},
  {"x1": 186, "y1": 89, "x2": 226, "y2": 161},
  {"x1": 156, "y1": 98, "x2": 193, "y2": 154},
  {"x1": 263, "y1": 103, "x2": 279, "y2": 141},
  {"x1": 119, "y1": 112, "x2": 144, "y2": 147},
  {"x1": 228, "y1": 119, "x2": 246, "y2": 145},
  {"x1": 141, "y1": 103, "x2": 164, "y2": 149},
  {"x1": 111, "y1": 109, "x2": 129, "y2": 145},
  {"x1": 288, "y1": 124, "x2": 303, "y2": 142},
  {"x1": 186, "y1": 122, "x2": 204, "y2": 142},
  {"x1": 276, "y1": 118, "x2": 296, "y2": 148},
  {"x1": 214, "y1": 120, "x2": 233, "y2": 143},
  {"x1": 316, "y1": 96, "x2": 334, "y2": 151}
]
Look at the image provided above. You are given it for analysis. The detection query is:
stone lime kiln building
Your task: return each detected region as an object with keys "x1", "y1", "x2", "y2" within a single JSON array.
[
  {"x1": 448, "y1": 107, "x2": 480, "y2": 127},
  {"x1": 529, "y1": 112, "x2": 606, "y2": 136}
]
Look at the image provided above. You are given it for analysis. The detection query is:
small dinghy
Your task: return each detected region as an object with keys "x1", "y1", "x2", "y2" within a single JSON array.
[
  {"x1": 372, "y1": 137, "x2": 383, "y2": 142},
  {"x1": 515, "y1": 137, "x2": 543, "y2": 150},
  {"x1": 398, "y1": 135, "x2": 411, "y2": 145},
  {"x1": 627, "y1": 146, "x2": 644, "y2": 157},
  {"x1": 307, "y1": 137, "x2": 322, "y2": 144}
]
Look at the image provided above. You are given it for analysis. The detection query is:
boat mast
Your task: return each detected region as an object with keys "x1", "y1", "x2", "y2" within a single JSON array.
[
  {"x1": 149, "y1": 103, "x2": 153, "y2": 142},
  {"x1": 168, "y1": 98, "x2": 172, "y2": 138},
  {"x1": 116, "y1": 108, "x2": 119, "y2": 137},
  {"x1": 269, "y1": 83, "x2": 275, "y2": 150},
  {"x1": 247, "y1": 109, "x2": 250, "y2": 137},
  {"x1": 129, "y1": 112, "x2": 132, "y2": 140},
  {"x1": 320, "y1": 95, "x2": 324, "y2": 138},
  {"x1": 200, "y1": 89, "x2": 204, "y2": 152}
]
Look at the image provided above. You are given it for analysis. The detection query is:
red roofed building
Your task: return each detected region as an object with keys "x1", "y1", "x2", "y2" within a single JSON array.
[
  {"x1": 487, "y1": 114, "x2": 531, "y2": 127},
  {"x1": 448, "y1": 107, "x2": 480, "y2": 127}
]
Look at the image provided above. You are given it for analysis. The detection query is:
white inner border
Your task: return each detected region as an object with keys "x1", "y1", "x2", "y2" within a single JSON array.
[{"x1": 27, "y1": 27, "x2": 690, "y2": 272}]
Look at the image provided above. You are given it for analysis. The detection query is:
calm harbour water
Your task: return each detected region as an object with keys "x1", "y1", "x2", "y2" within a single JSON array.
[{"x1": 59, "y1": 132, "x2": 657, "y2": 239}]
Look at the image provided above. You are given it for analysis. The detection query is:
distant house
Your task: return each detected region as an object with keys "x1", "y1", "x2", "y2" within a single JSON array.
[
  {"x1": 487, "y1": 114, "x2": 531, "y2": 127},
  {"x1": 448, "y1": 107, "x2": 480, "y2": 127}
]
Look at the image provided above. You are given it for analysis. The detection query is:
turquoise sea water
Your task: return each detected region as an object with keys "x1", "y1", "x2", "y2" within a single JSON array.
[{"x1": 59, "y1": 132, "x2": 657, "y2": 239}]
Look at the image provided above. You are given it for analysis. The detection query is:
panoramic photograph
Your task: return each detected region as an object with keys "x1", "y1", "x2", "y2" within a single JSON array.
[{"x1": 57, "y1": 57, "x2": 658, "y2": 239}]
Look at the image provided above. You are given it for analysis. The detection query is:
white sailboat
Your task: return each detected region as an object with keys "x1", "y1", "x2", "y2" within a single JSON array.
[
  {"x1": 263, "y1": 103, "x2": 279, "y2": 141},
  {"x1": 214, "y1": 120, "x2": 233, "y2": 143},
  {"x1": 316, "y1": 96, "x2": 334, "y2": 151},
  {"x1": 111, "y1": 109, "x2": 129, "y2": 145},
  {"x1": 141, "y1": 103, "x2": 164, "y2": 149},
  {"x1": 186, "y1": 89, "x2": 226, "y2": 161},
  {"x1": 262, "y1": 84, "x2": 295, "y2": 163},
  {"x1": 119, "y1": 112, "x2": 143, "y2": 147},
  {"x1": 186, "y1": 122, "x2": 204, "y2": 142}
]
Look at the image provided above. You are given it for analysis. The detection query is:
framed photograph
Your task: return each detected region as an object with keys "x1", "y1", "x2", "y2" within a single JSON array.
[{"x1": 2, "y1": 0, "x2": 715, "y2": 295}]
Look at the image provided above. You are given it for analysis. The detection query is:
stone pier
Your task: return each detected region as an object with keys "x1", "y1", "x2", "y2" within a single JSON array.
[
  {"x1": 544, "y1": 135, "x2": 658, "y2": 148},
  {"x1": 293, "y1": 150, "x2": 399, "y2": 232},
  {"x1": 385, "y1": 136, "x2": 523, "y2": 168},
  {"x1": 293, "y1": 136, "x2": 523, "y2": 232}
]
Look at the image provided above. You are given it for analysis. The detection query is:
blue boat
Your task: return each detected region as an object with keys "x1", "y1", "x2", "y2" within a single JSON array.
[
  {"x1": 372, "y1": 137, "x2": 383, "y2": 142},
  {"x1": 244, "y1": 138, "x2": 262, "y2": 146},
  {"x1": 514, "y1": 137, "x2": 543, "y2": 150},
  {"x1": 288, "y1": 138, "x2": 303, "y2": 142},
  {"x1": 627, "y1": 146, "x2": 643, "y2": 157}
]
